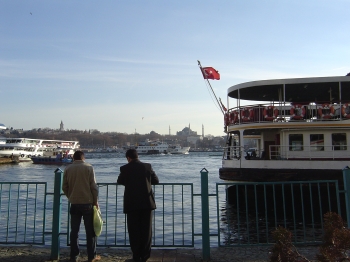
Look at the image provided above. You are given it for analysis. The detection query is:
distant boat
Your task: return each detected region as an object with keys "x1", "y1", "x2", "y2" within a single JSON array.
[
  {"x1": 168, "y1": 145, "x2": 190, "y2": 154},
  {"x1": 31, "y1": 156, "x2": 73, "y2": 165},
  {"x1": 30, "y1": 146, "x2": 76, "y2": 165},
  {"x1": 124, "y1": 139, "x2": 168, "y2": 155},
  {"x1": 0, "y1": 138, "x2": 79, "y2": 162}
]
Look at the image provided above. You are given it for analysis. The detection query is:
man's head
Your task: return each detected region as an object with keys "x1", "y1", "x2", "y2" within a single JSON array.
[
  {"x1": 73, "y1": 150, "x2": 85, "y2": 161},
  {"x1": 125, "y1": 149, "x2": 138, "y2": 162}
]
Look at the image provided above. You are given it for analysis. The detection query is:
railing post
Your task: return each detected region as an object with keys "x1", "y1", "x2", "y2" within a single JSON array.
[
  {"x1": 343, "y1": 166, "x2": 350, "y2": 228},
  {"x1": 200, "y1": 168, "x2": 210, "y2": 261},
  {"x1": 51, "y1": 168, "x2": 63, "y2": 260}
]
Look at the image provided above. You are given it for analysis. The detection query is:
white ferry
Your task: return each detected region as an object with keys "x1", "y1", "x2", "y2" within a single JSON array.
[
  {"x1": 125, "y1": 139, "x2": 168, "y2": 155},
  {"x1": 168, "y1": 144, "x2": 190, "y2": 154},
  {"x1": 221, "y1": 75, "x2": 350, "y2": 183},
  {"x1": 0, "y1": 138, "x2": 79, "y2": 162}
]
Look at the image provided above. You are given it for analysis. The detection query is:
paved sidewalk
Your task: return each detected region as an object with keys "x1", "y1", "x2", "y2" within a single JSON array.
[{"x1": 0, "y1": 245, "x2": 320, "y2": 262}]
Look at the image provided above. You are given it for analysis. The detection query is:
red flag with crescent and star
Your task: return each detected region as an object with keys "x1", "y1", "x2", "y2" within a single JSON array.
[{"x1": 201, "y1": 67, "x2": 220, "y2": 80}]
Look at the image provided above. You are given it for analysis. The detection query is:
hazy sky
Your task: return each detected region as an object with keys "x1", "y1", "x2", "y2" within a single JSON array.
[{"x1": 1, "y1": 1, "x2": 350, "y2": 136}]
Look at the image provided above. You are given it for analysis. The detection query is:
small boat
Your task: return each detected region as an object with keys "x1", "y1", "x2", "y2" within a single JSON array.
[
  {"x1": 168, "y1": 145, "x2": 190, "y2": 154},
  {"x1": 220, "y1": 75, "x2": 350, "y2": 183},
  {"x1": 31, "y1": 155, "x2": 73, "y2": 165},
  {"x1": 31, "y1": 142, "x2": 77, "y2": 165}
]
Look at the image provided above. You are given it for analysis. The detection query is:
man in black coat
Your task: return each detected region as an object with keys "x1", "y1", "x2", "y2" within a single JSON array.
[{"x1": 117, "y1": 149, "x2": 159, "y2": 262}]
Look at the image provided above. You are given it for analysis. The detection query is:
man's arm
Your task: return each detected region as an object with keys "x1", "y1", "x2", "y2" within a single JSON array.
[
  {"x1": 117, "y1": 166, "x2": 126, "y2": 185},
  {"x1": 150, "y1": 165, "x2": 159, "y2": 185},
  {"x1": 89, "y1": 168, "x2": 99, "y2": 207},
  {"x1": 62, "y1": 171, "x2": 69, "y2": 197}
]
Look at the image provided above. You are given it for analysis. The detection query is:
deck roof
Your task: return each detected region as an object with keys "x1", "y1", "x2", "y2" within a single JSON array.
[{"x1": 227, "y1": 76, "x2": 350, "y2": 103}]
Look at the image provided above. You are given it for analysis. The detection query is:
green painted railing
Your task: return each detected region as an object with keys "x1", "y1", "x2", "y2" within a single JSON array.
[
  {"x1": 2, "y1": 168, "x2": 350, "y2": 262},
  {"x1": 0, "y1": 182, "x2": 47, "y2": 244},
  {"x1": 216, "y1": 180, "x2": 344, "y2": 247}
]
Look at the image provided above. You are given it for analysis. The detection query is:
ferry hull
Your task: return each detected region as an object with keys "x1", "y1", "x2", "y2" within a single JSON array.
[
  {"x1": 31, "y1": 157, "x2": 73, "y2": 165},
  {"x1": 219, "y1": 167, "x2": 343, "y2": 184}
]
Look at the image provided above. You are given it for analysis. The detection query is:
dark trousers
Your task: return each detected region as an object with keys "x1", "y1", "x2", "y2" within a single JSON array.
[
  {"x1": 127, "y1": 209, "x2": 153, "y2": 262},
  {"x1": 70, "y1": 204, "x2": 97, "y2": 260}
]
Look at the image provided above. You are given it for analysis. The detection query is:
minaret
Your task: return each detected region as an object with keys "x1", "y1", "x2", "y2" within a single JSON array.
[
  {"x1": 188, "y1": 123, "x2": 191, "y2": 135},
  {"x1": 202, "y1": 124, "x2": 204, "y2": 137},
  {"x1": 169, "y1": 125, "x2": 171, "y2": 135},
  {"x1": 60, "y1": 120, "x2": 64, "y2": 131}
]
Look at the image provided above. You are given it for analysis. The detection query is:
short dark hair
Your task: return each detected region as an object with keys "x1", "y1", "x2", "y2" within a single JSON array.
[
  {"x1": 73, "y1": 150, "x2": 85, "y2": 160},
  {"x1": 125, "y1": 149, "x2": 138, "y2": 159}
]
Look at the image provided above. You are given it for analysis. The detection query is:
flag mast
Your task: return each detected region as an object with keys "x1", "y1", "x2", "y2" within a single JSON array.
[{"x1": 198, "y1": 60, "x2": 225, "y2": 115}]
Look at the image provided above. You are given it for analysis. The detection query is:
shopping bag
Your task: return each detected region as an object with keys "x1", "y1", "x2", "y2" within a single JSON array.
[{"x1": 93, "y1": 206, "x2": 103, "y2": 236}]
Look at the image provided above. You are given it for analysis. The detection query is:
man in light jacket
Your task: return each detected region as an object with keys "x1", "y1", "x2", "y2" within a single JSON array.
[{"x1": 62, "y1": 150, "x2": 100, "y2": 262}]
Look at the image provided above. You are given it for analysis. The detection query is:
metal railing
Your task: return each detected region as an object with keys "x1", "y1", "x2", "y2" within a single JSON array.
[
  {"x1": 216, "y1": 180, "x2": 344, "y2": 246},
  {"x1": 0, "y1": 182, "x2": 47, "y2": 244},
  {"x1": 226, "y1": 102, "x2": 349, "y2": 125},
  {"x1": 82, "y1": 182, "x2": 195, "y2": 247},
  {"x1": 2, "y1": 168, "x2": 350, "y2": 261},
  {"x1": 222, "y1": 145, "x2": 349, "y2": 161},
  {"x1": 270, "y1": 145, "x2": 348, "y2": 160}
]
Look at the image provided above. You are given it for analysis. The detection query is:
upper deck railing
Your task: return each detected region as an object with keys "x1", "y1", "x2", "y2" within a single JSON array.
[
  {"x1": 225, "y1": 102, "x2": 350, "y2": 126},
  {"x1": 223, "y1": 145, "x2": 349, "y2": 161}
]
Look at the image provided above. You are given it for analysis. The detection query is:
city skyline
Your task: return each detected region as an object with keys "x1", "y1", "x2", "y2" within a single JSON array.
[
  {"x1": 1, "y1": 1, "x2": 350, "y2": 136},
  {"x1": 3, "y1": 121, "x2": 215, "y2": 137}
]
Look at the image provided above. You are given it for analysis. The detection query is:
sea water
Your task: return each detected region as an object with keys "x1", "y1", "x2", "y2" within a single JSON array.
[{"x1": 0, "y1": 152, "x2": 223, "y2": 189}]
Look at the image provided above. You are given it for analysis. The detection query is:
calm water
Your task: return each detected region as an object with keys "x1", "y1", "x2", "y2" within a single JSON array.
[{"x1": 0, "y1": 151, "x2": 224, "y2": 189}]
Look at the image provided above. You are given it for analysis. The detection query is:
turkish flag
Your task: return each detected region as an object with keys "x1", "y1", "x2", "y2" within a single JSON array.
[{"x1": 201, "y1": 67, "x2": 220, "y2": 80}]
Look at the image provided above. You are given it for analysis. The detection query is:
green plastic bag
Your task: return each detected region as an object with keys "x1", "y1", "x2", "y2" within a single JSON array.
[{"x1": 93, "y1": 206, "x2": 103, "y2": 236}]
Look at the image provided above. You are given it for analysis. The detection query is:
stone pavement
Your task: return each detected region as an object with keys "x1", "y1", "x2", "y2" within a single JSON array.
[{"x1": 0, "y1": 245, "x2": 320, "y2": 262}]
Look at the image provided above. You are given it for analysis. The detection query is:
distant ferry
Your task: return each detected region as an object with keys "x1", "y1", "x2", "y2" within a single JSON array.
[
  {"x1": 124, "y1": 139, "x2": 168, "y2": 155},
  {"x1": 0, "y1": 138, "x2": 79, "y2": 162},
  {"x1": 168, "y1": 144, "x2": 190, "y2": 154},
  {"x1": 220, "y1": 75, "x2": 350, "y2": 183}
]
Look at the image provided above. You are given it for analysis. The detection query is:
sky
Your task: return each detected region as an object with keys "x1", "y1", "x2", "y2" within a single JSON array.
[{"x1": 1, "y1": 1, "x2": 350, "y2": 137}]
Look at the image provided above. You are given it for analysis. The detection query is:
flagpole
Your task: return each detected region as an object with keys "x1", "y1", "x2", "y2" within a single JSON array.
[{"x1": 197, "y1": 60, "x2": 225, "y2": 115}]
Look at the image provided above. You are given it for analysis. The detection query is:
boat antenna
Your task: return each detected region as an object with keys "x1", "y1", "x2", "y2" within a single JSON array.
[{"x1": 197, "y1": 60, "x2": 225, "y2": 115}]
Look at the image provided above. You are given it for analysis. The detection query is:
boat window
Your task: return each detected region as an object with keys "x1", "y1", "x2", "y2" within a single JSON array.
[
  {"x1": 289, "y1": 134, "x2": 303, "y2": 151},
  {"x1": 310, "y1": 134, "x2": 324, "y2": 151},
  {"x1": 332, "y1": 133, "x2": 347, "y2": 150}
]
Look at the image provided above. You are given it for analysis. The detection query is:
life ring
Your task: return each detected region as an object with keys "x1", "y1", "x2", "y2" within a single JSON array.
[
  {"x1": 263, "y1": 106, "x2": 278, "y2": 121},
  {"x1": 241, "y1": 108, "x2": 254, "y2": 122},
  {"x1": 224, "y1": 112, "x2": 230, "y2": 126},
  {"x1": 318, "y1": 104, "x2": 334, "y2": 119},
  {"x1": 290, "y1": 104, "x2": 305, "y2": 120},
  {"x1": 229, "y1": 110, "x2": 239, "y2": 124},
  {"x1": 341, "y1": 103, "x2": 350, "y2": 119}
]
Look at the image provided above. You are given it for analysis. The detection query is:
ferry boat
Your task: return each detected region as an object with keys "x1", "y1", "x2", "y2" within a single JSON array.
[
  {"x1": 124, "y1": 139, "x2": 168, "y2": 155},
  {"x1": 220, "y1": 75, "x2": 350, "y2": 183},
  {"x1": 0, "y1": 138, "x2": 79, "y2": 162},
  {"x1": 168, "y1": 144, "x2": 190, "y2": 154}
]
